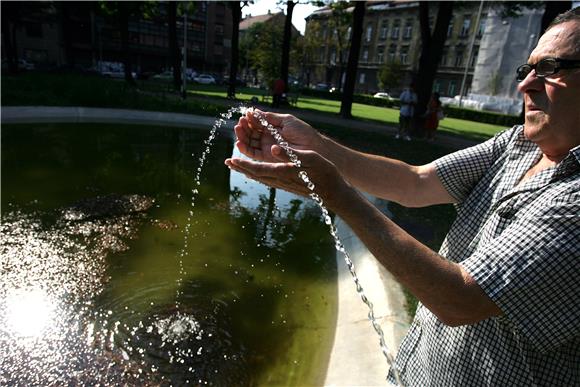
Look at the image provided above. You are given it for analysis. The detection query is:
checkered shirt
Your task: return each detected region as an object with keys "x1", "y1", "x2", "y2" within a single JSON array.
[{"x1": 389, "y1": 125, "x2": 580, "y2": 386}]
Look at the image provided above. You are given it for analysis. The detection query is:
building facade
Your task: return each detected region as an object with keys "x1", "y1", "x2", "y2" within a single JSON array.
[
  {"x1": 2, "y1": 2, "x2": 233, "y2": 76},
  {"x1": 304, "y1": 1, "x2": 528, "y2": 97}
]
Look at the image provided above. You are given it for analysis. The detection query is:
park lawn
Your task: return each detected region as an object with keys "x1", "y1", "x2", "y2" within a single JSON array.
[{"x1": 187, "y1": 85, "x2": 506, "y2": 141}]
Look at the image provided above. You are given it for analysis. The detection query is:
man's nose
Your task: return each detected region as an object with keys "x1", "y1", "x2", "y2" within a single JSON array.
[{"x1": 517, "y1": 69, "x2": 544, "y2": 93}]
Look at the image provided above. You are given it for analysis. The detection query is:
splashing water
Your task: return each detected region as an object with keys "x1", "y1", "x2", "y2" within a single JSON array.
[
  {"x1": 175, "y1": 105, "x2": 244, "y2": 311},
  {"x1": 243, "y1": 107, "x2": 403, "y2": 385}
]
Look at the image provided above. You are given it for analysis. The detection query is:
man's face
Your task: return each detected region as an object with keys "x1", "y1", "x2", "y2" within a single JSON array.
[{"x1": 517, "y1": 20, "x2": 580, "y2": 156}]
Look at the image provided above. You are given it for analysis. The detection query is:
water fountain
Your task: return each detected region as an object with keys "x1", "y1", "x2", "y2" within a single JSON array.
[{"x1": 1, "y1": 105, "x2": 402, "y2": 385}]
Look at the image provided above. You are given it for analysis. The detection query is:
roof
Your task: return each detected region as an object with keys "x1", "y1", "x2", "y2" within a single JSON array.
[{"x1": 239, "y1": 12, "x2": 284, "y2": 31}]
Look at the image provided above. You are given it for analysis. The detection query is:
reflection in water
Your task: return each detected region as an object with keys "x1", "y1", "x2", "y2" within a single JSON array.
[
  {"x1": 4, "y1": 287, "x2": 55, "y2": 338},
  {"x1": 1, "y1": 123, "x2": 337, "y2": 386}
]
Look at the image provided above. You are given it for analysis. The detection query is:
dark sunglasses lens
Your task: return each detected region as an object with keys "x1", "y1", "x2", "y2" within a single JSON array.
[
  {"x1": 536, "y1": 59, "x2": 556, "y2": 76},
  {"x1": 516, "y1": 65, "x2": 531, "y2": 81}
]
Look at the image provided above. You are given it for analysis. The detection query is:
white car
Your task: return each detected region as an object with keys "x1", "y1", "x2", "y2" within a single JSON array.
[
  {"x1": 193, "y1": 74, "x2": 216, "y2": 84},
  {"x1": 373, "y1": 92, "x2": 393, "y2": 100}
]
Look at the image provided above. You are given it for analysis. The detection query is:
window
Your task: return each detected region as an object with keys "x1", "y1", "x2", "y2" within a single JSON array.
[
  {"x1": 470, "y1": 46, "x2": 479, "y2": 67},
  {"x1": 447, "y1": 18, "x2": 454, "y2": 37},
  {"x1": 448, "y1": 80, "x2": 456, "y2": 96},
  {"x1": 215, "y1": 24, "x2": 224, "y2": 35},
  {"x1": 403, "y1": 20, "x2": 413, "y2": 39},
  {"x1": 440, "y1": 49, "x2": 448, "y2": 66},
  {"x1": 377, "y1": 46, "x2": 385, "y2": 63},
  {"x1": 391, "y1": 20, "x2": 400, "y2": 39},
  {"x1": 460, "y1": 16, "x2": 471, "y2": 37},
  {"x1": 362, "y1": 48, "x2": 369, "y2": 62},
  {"x1": 400, "y1": 46, "x2": 409, "y2": 64},
  {"x1": 380, "y1": 21, "x2": 388, "y2": 39},
  {"x1": 330, "y1": 49, "x2": 336, "y2": 65},
  {"x1": 214, "y1": 44, "x2": 223, "y2": 55},
  {"x1": 366, "y1": 24, "x2": 373, "y2": 42},
  {"x1": 346, "y1": 27, "x2": 352, "y2": 40},
  {"x1": 359, "y1": 73, "x2": 366, "y2": 84},
  {"x1": 455, "y1": 50, "x2": 464, "y2": 67},
  {"x1": 434, "y1": 80, "x2": 441, "y2": 93},
  {"x1": 388, "y1": 45, "x2": 397, "y2": 62},
  {"x1": 477, "y1": 17, "x2": 487, "y2": 37}
]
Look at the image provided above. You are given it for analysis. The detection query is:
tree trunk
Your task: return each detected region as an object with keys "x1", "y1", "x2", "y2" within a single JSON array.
[
  {"x1": 281, "y1": 1, "x2": 296, "y2": 92},
  {"x1": 228, "y1": 2, "x2": 242, "y2": 99},
  {"x1": 59, "y1": 2, "x2": 74, "y2": 67},
  {"x1": 340, "y1": 1, "x2": 365, "y2": 119},
  {"x1": 168, "y1": 2, "x2": 181, "y2": 90},
  {"x1": 540, "y1": 1, "x2": 571, "y2": 34},
  {"x1": 118, "y1": 4, "x2": 135, "y2": 85},
  {"x1": 2, "y1": 19, "x2": 18, "y2": 74},
  {"x1": 415, "y1": 2, "x2": 453, "y2": 119}
]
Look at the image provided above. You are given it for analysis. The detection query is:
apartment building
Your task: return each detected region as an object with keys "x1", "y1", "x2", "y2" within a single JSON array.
[
  {"x1": 305, "y1": 1, "x2": 494, "y2": 96},
  {"x1": 2, "y1": 2, "x2": 233, "y2": 75}
]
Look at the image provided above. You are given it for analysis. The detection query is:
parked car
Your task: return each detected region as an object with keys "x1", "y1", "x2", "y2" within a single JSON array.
[
  {"x1": 373, "y1": 92, "x2": 393, "y2": 100},
  {"x1": 193, "y1": 74, "x2": 216, "y2": 84}
]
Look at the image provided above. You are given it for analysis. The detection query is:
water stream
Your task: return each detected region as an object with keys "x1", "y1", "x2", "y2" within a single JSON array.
[{"x1": 244, "y1": 107, "x2": 402, "y2": 385}]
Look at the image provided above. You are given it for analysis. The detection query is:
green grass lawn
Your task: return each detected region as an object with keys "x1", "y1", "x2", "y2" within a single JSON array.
[{"x1": 185, "y1": 84, "x2": 507, "y2": 141}]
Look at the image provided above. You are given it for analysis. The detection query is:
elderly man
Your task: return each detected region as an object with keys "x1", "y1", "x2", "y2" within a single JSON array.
[{"x1": 225, "y1": 8, "x2": 579, "y2": 386}]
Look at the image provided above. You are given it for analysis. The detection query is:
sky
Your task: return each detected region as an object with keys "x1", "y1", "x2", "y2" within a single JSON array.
[{"x1": 241, "y1": 0, "x2": 321, "y2": 35}]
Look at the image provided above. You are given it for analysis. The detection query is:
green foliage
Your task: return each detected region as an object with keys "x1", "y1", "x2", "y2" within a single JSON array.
[
  {"x1": 1, "y1": 73, "x2": 225, "y2": 118},
  {"x1": 378, "y1": 60, "x2": 404, "y2": 91},
  {"x1": 442, "y1": 105, "x2": 521, "y2": 127},
  {"x1": 239, "y1": 21, "x2": 284, "y2": 86}
]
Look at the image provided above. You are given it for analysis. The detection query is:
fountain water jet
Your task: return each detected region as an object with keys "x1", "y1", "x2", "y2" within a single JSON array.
[{"x1": 243, "y1": 107, "x2": 403, "y2": 385}]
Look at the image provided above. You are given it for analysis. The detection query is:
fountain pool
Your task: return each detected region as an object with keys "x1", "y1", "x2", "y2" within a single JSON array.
[{"x1": 1, "y1": 123, "x2": 337, "y2": 386}]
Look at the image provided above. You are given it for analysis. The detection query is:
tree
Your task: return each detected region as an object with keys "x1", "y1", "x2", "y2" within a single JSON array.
[
  {"x1": 414, "y1": 2, "x2": 454, "y2": 119},
  {"x1": 227, "y1": 2, "x2": 244, "y2": 98},
  {"x1": 327, "y1": 1, "x2": 353, "y2": 92},
  {"x1": 378, "y1": 60, "x2": 405, "y2": 92},
  {"x1": 240, "y1": 20, "x2": 284, "y2": 87},
  {"x1": 1, "y1": 2, "x2": 52, "y2": 74},
  {"x1": 168, "y1": 2, "x2": 181, "y2": 90},
  {"x1": 280, "y1": 1, "x2": 297, "y2": 92},
  {"x1": 98, "y1": 1, "x2": 149, "y2": 85},
  {"x1": 339, "y1": 1, "x2": 365, "y2": 119}
]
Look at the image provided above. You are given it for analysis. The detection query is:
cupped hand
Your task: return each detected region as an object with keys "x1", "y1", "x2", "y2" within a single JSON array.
[
  {"x1": 234, "y1": 109, "x2": 322, "y2": 163},
  {"x1": 225, "y1": 145, "x2": 349, "y2": 209}
]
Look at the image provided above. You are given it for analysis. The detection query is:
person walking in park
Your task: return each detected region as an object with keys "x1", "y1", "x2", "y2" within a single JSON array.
[
  {"x1": 226, "y1": 8, "x2": 579, "y2": 386},
  {"x1": 423, "y1": 92, "x2": 444, "y2": 141},
  {"x1": 396, "y1": 82, "x2": 417, "y2": 141}
]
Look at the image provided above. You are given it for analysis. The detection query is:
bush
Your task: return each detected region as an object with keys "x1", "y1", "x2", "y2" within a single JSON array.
[{"x1": 442, "y1": 105, "x2": 521, "y2": 127}]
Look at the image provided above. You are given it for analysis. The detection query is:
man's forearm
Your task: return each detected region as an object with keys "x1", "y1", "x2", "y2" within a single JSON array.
[
  {"x1": 329, "y1": 185, "x2": 502, "y2": 326},
  {"x1": 317, "y1": 134, "x2": 454, "y2": 207}
]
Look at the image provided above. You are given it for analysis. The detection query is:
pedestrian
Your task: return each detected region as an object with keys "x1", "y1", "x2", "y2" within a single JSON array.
[
  {"x1": 226, "y1": 8, "x2": 580, "y2": 386},
  {"x1": 423, "y1": 92, "x2": 444, "y2": 141},
  {"x1": 396, "y1": 82, "x2": 417, "y2": 141}
]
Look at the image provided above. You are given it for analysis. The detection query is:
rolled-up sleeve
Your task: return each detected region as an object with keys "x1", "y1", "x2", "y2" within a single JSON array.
[{"x1": 435, "y1": 126, "x2": 519, "y2": 203}]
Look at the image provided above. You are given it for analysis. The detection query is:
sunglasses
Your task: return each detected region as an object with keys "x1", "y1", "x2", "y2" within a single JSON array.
[{"x1": 516, "y1": 57, "x2": 580, "y2": 82}]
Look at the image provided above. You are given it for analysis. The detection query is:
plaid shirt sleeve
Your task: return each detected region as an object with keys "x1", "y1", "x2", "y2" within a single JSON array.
[
  {"x1": 434, "y1": 126, "x2": 520, "y2": 203},
  {"x1": 461, "y1": 189, "x2": 580, "y2": 353}
]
